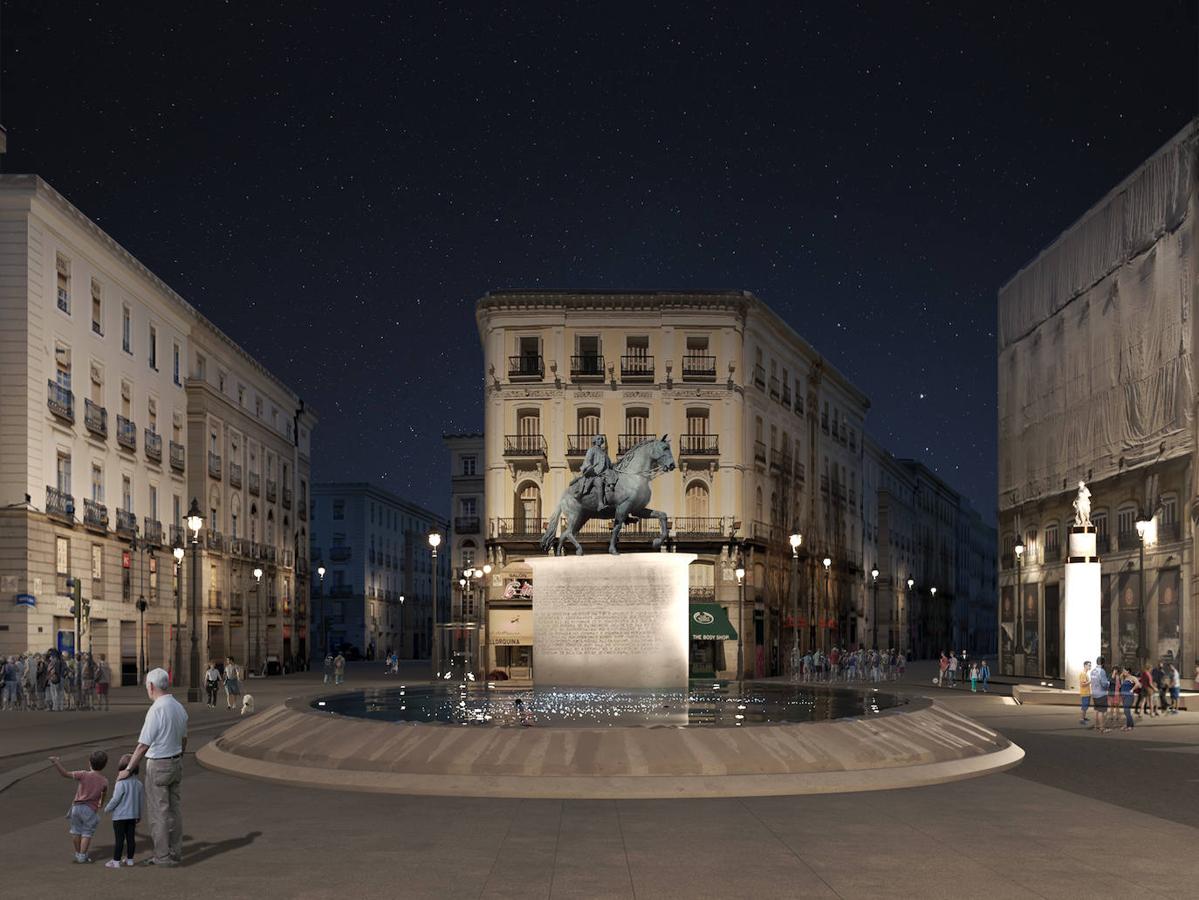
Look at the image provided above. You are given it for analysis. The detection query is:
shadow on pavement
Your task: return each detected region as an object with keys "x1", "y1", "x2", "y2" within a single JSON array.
[{"x1": 181, "y1": 830, "x2": 262, "y2": 866}]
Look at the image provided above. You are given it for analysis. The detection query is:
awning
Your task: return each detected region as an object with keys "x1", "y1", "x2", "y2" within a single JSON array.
[{"x1": 689, "y1": 604, "x2": 737, "y2": 641}]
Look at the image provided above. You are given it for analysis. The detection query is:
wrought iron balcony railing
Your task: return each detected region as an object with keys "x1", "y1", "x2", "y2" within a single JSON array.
[
  {"x1": 282, "y1": 486, "x2": 293, "y2": 508},
  {"x1": 752, "y1": 364, "x2": 766, "y2": 389},
  {"x1": 248, "y1": 471, "x2": 261, "y2": 495},
  {"x1": 84, "y1": 400, "x2": 108, "y2": 438},
  {"x1": 504, "y1": 434, "x2": 547, "y2": 456},
  {"x1": 454, "y1": 516, "x2": 480, "y2": 534},
  {"x1": 46, "y1": 486, "x2": 74, "y2": 521},
  {"x1": 621, "y1": 355, "x2": 654, "y2": 380},
  {"x1": 83, "y1": 498, "x2": 107, "y2": 531},
  {"x1": 566, "y1": 434, "x2": 595, "y2": 456},
  {"x1": 508, "y1": 355, "x2": 544, "y2": 380},
  {"x1": 329, "y1": 546, "x2": 352, "y2": 562},
  {"x1": 144, "y1": 429, "x2": 162, "y2": 462},
  {"x1": 681, "y1": 354, "x2": 716, "y2": 381},
  {"x1": 229, "y1": 462, "x2": 242, "y2": 488},
  {"x1": 266, "y1": 479, "x2": 277, "y2": 502},
  {"x1": 47, "y1": 381, "x2": 74, "y2": 423},
  {"x1": 491, "y1": 517, "x2": 548, "y2": 540},
  {"x1": 679, "y1": 433, "x2": 719, "y2": 456},
  {"x1": 115, "y1": 508, "x2": 137, "y2": 537},
  {"x1": 169, "y1": 441, "x2": 185, "y2": 471},
  {"x1": 116, "y1": 416, "x2": 137, "y2": 452},
  {"x1": 143, "y1": 518, "x2": 163, "y2": 546},
  {"x1": 208, "y1": 451, "x2": 221, "y2": 479},
  {"x1": 570, "y1": 355, "x2": 605, "y2": 379}
]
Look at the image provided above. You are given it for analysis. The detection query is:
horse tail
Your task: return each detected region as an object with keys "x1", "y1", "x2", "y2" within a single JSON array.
[{"x1": 538, "y1": 501, "x2": 562, "y2": 551}]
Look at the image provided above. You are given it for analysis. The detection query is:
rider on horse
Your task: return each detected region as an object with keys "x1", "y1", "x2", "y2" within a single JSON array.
[{"x1": 573, "y1": 434, "x2": 615, "y2": 508}]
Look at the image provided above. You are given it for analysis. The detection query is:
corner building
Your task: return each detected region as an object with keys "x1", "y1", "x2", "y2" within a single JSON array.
[
  {"x1": 476, "y1": 290, "x2": 874, "y2": 681},
  {"x1": 0, "y1": 174, "x2": 315, "y2": 683},
  {"x1": 997, "y1": 120, "x2": 1197, "y2": 681}
]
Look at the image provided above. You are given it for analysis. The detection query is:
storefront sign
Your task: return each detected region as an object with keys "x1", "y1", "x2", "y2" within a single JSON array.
[
  {"x1": 489, "y1": 608, "x2": 533, "y2": 646},
  {"x1": 14, "y1": 593, "x2": 36, "y2": 607},
  {"x1": 689, "y1": 604, "x2": 737, "y2": 641}
]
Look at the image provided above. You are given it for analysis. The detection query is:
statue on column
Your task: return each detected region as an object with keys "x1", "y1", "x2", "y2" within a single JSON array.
[{"x1": 1072, "y1": 481, "x2": 1091, "y2": 528}]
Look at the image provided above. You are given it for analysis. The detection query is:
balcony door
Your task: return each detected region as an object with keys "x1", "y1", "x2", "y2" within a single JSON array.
[
  {"x1": 685, "y1": 481, "x2": 710, "y2": 519},
  {"x1": 515, "y1": 482, "x2": 541, "y2": 533},
  {"x1": 516, "y1": 409, "x2": 540, "y2": 454}
]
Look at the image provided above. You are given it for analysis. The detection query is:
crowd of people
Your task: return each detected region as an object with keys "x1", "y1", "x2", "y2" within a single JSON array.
[
  {"x1": 1, "y1": 650, "x2": 112, "y2": 711},
  {"x1": 936, "y1": 650, "x2": 991, "y2": 692},
  {"x1": 1078, "y1": 657, "x2": 1184, "y2": 732},
  {"x1": 789, "y1": 646, "x2": 907, "y2": 683}
]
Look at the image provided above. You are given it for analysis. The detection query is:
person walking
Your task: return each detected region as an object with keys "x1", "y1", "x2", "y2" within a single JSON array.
[
  {"x1": 334, "y1": 651, "x2": 346, "y2": 685},
  {"x1": 323, "y1": 653, "x2": 334, "y2": 685},
  {"x1": 947, "y1": 652, "x2": 959, "y2": 688},
  {"x1": 1118, "y1": 668, "x2": 1138, "y2": 731},
  {"x1": 204, "y1": 661, "x2": 221, "y2": 708},
  {"x1": 979, "y1": 659, "x2": 990, "y2": 693},
  {"x1": 95, "y1": 654, "x2": 111, "y2": 711},
  {"x1": 223, "y1": 658, "x2": 242, "y2": 710},
  {"x1": 938, "y1": 652, "x2": 948, "y2": 687},
  {"x1": 1078, "y1": 660, "x2": 1092, "y2": 724},
  {"x1": 116, "y1": 668, "x2": 188, "y2": 866},
  {"x1": 1168, "y1": 663, "x2": 1182, "y2": 713},
  {"x1": 1089, "y1": 657, "x2": 1110, "y2": 733}
]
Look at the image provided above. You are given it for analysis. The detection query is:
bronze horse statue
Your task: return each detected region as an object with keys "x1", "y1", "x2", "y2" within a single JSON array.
[{"x1": 538, "y1": 435, "x2": 676, "y2": 555}]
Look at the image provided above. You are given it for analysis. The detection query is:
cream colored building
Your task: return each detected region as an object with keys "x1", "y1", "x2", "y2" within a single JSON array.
[
  {"x1": 0, "y1": 174, "x2": 315, "y2": 684},
  {"x1": 475, "y1": 290, "x2": 870, "y2": 680}
]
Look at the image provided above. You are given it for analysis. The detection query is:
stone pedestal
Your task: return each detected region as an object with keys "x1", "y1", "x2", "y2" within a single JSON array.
[
  {"x1": 1063, "y1": 526, "x2": 1101, "y2": 690},
  {"x1": 527, "y1": 553, "x2": 695, "y2": 690}
]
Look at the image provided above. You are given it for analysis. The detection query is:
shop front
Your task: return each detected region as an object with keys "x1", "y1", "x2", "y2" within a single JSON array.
[
  {"x1": 688, "y1": 603, "x2": 737, "y2": 679},
  {"x1": 487, "y1": 605, "x2": 533, "y2": 682}
]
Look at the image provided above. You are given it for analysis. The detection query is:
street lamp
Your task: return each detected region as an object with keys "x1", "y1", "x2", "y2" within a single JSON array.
[
  {"x1": 316, "y1": 565, "x2": 327, "y2": 660},
  {"x1": 185, "y1": 498, "x2": 204, "y2": 703},
  {"x1": 398, "y1": 594, "x2": 405, "y2": 658},
  {"x1": 1135, "y1": 515, "x2": 1155, "y2": 667},
  {"x1": 253, "y1": 566, "x2": 264, "y2": 674},
  {"x1": 734, "y1": 559, "x2": 746, "y2": 689},
  {"x1": 428, "y1": 531, "x2": 441, "y2": 665},
  {"x1": 172, "y1": 545, "x2": 184, "y2": 687},
  {"x1": 906, "y1": 577, "x2": 915, "y2": 655},
  {"x1": 1014, "y1": 541, "x2": 1025, "y2": 669},
  {"x1": 930, "y1": 586, "x2": 938, "y2": 660},
  {"x1": 788, "y1": 533, "x2": 802, "y2": 660},
  {"x1": 871, "y1": 566, "x2": 880, "y2": 650},
  {"x1": 822, "y1": 557, "x2": 832, "y2": 649}
]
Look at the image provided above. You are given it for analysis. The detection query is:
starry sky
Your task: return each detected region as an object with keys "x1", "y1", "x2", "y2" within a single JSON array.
[{"x1": 1, "y1": 2, "x2": 1195, "y2": 520}]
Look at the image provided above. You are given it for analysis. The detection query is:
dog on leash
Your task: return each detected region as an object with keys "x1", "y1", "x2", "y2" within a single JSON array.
[{"x1": 240, "y1": 694, "x2": 255, "y2": 716}]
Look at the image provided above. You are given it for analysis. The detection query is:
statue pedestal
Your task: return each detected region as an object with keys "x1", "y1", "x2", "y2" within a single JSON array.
[
  {"x1": 1063, "y1": 526, "x2": 1101, "y2": 689},
  {"x1": 528, "y1": 553, "x2": 695, "y2": 690}
]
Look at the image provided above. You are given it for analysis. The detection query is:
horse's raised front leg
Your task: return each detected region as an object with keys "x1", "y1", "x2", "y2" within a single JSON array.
[
  {"x1": 609, "y1": 503, "x2": 631, "y2": 555},
  {"x1": 641, "y1": 507, "x2": 669, "y2": 549}
]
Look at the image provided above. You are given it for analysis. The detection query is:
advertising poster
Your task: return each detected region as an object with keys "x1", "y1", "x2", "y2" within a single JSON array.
[
  {"x1": 1157, "y1": 568, "x2": 1181, "y2": 666},
  {"x1": 1023, "y1": 583, "x2": 1039, "y2": 675},
  {"x1": 1000, "y1": 585, "x2": 1015, "y2": 676},
  {"x1": 1117, "y1": 571, "x2": 1140, "y2": 667}
]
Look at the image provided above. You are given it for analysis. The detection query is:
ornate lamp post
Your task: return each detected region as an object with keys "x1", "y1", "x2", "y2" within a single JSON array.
[
  {"x1": 172, "y1": 545, "x2": 184, "y2": 686},
  {"x1": 788, "y1": 532, "x2": 802, "y2": 659},
  {"x1": 185, "y1": 499, "x2": 204, "y2": 702},
  {"x1": 734, "y1": 558, "x2": 746, "y2": 691},
  {"x1": 398, "y1": 594, "x2": 405, "y2": 658},
  {"x1": 930, "y1": 585, "x2": 938, "y2": 658},
  {"x1": 871, "y1": 566, "x2": 880, "y2": 650},
  {"x1": 316, "y1": 565, "x2": 327, "y2": 659},
  {"x1": 428, "y1": 531, "x2": 441, "y2": 666},
  {"x1": 1014, "y1": 541, "x2": 1025, "y2": 671},
  {"x1": 253, "y1": 566, "x2": 264, "y2": 673},
  {"x1": 1135, "y1": 515, "x2": 1155, "y2": 667},
  {"x1": 906, "y1": 577, "x2": 914, "y2": 655},
  {"x1": 822, "y1": 556, "x2": 832, "y2": 649}
]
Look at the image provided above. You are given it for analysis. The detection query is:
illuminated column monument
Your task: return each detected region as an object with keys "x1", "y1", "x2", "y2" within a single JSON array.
[{"x1": 1063, "y1": 481, "x2": 1100, "y2": 690}]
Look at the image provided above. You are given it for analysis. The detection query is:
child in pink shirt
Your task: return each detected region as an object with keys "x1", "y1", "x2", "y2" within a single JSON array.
[{"x1": 49, "y1": 750, "x2": 108, "y2": 863}]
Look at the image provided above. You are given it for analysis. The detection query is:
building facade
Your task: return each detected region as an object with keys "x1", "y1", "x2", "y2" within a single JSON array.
[
  {"x1": 443, "y1": 433, "x2": 486, "y2": 620},
  {"x1": 473, "y1": 290, "x2": 903, "y2": 682},
  {"x1": 998, "y1": 119, "x2": 1197, "y2": 681},
  {"x1": 308, "y1": 482, "x2": 450, "y2": 660},
  {"x1": 0, "y1": 174, "x2": 315, "y2": 684}
]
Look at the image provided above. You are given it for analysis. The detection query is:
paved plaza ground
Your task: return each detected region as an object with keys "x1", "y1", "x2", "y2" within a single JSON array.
[{"x1": 3, "y1": 663, "x2": 1198, "y2": 899}]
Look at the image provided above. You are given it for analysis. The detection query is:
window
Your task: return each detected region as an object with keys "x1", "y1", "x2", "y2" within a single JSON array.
[
  {"x1": 195, "y1": 353, "x2": 206, "y2": 381},
  {"x1": 684, "y1": 481, "x2": 710, "y2": 519},
  {"x1": 122, "y1": 305, "x2": 131, "y2": 353},
  {"x1": 148, "y1": 324, "x2": 158, "y2": 369},
  {"x1": 461, "y1": 497, "x2": 477, "y2": 517},
  {"x1": 91, "y1": 544, "x2": 103, "y2": 580},
  {"x1": 624, "y1": 407, "x2": 649, "y2": 438},
  {"x1": 255, "y1": 396, "x2": 263, "y2": 418},
  {"x1": 237, "y1": 384, "x2": 246, "y2": 406},
  {"x1": 91, "y1": 464, "x2": 103, "y2": 502},
  {"x1": 1161, "y1": 495, "x2": 1178, "y2": 525},
  {"x1": 462, "y1": 455, "x2": 477, "y2": 476},
  {"x1": 1117, "y1": 506, "x2": 1136, "y2": 539},
  {"x1": 91, "y1": 280, "x2": 103, "y2": 335},
  {"x1": 333, "y1": 499, "x2": 345, "y2": 520},
  {"x1": 172, "y1": 342, "x2": 181, "y2": 385},
  {"x1": 56, "y1": 537, "x2": 69, "y2": 574},
  {"x1": 685, "y1": 408, "x2": 709, "y2": 436},
  {"x1": 149, "y1": 484, "x2": 158, "y2": 520},
  {"x1": 576, "y1": 408, "x2": 600, "y2": 441},
  {"x1": 56, "y1": 452, "x2": 72, "y2": 494},
  {"x1": 173, "y1": 495, "x2": 181, "y2": 530},
  {"x1": 56, "y1": 253, "x2": 70, "y2": 313},
  {"x1": 515, "y1": 482, "x2": 541, "y2": 530},
  {"x1": 1044, "y1": 524, "x2": 1060, "y2": 557},
  {"x1": 55, "y1": 343, "x2": 72, "y2": 390},
  {"x1": 461, "y1": 540, "x2": 476, "y2": 569},
  {"x1": 122, "y1": 475, "x2": 132, "y2": 512}
]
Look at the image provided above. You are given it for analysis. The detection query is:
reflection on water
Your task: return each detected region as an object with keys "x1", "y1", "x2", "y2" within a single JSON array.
[{"x1": 312, "y1": 681, "x2": 904, "y2": 728}]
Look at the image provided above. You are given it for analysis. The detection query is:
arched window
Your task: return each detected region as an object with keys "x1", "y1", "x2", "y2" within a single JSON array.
[
  {"x1": 576, "y1": 407, "x2": 601, "y2": 441},
  {"x1": 515, "y1": 482, "x2": 541, "y2": 532},
  {"x1": 770, "y1": 491, "x2": 779, "y2": 525},
  {"x1": 688, "y1": 560, "x2": 715, "y2": 602},
  {"x1": 229, "y1": 493, "x2": 241, "y2": 540},
  {"x1": 514, "y1": 407, "x2": 541, "y2": 454},
  {"x1": 684, "y1": 481, "x2": 710, "y2": 520},
  {"x1": 249, "y1": 502, "x2": 259, "y2": 543},
  {"x1": 267, "y1": 509, "x2": 275, "y2": 546}
]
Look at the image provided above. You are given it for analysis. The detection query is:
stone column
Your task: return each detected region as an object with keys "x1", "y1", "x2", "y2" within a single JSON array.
[{"x1": 1063, "y1": 526, "x2": 1101, "y2": 690}]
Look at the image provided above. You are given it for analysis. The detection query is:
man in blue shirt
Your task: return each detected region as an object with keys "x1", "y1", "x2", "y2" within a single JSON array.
[{"x1": 1089, "y1": 656, "x2": 1110, "y2": 733}]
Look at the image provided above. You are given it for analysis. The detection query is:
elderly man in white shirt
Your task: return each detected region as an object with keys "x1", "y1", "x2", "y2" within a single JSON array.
[{"x1": 117, "y1": 667, "x2": 188, "y2": 866}]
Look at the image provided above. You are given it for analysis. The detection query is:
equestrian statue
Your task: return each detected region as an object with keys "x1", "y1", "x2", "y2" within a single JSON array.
[{"x1": 539, "y1": 434, "x2": 676, "y2": 556}]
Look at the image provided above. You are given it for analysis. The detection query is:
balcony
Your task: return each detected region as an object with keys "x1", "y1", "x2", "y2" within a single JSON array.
[
  {"x1": 570, "y1": 354, "x2": 605, "y2": 381},
  {"x1": 681, "y1": 354, "x2": 716, "y2": 381},
  {"x1": 673, "y1": 517, "x2": 727, "y2": 537},
  {"x1": 1117, "y1": 530, "x2": 1139, "y2": 552},
  {"x1": 208, "y1": 451, "x2": 222, "y2": 479},
  {"x1": 47, "y1": 380, "x2": 74, "y2": 423},
  {"x1": 491, "y1": 517, "x2": 548, "y2": 540},
  {"x1": 566, "y1": 434, "x2": 594, "y2": 456},
  {"x1": 678, "y1": 433, "x2": 719, "y2": 457},
  {"x1": 281, "y1": 548, "x2": 294, "y2": 568},
  {"x1": 229, "y1": 462, "x2": 242, "y2": 489},
  {"x1": 84, "y1": 400, "x2": 108, "y2": 438},
  {"x1": 266, "y1": 545, "x2": 277, "y2": 564},
  {"x1": 504, "y1": 434, "x2": 547, "y2": 458},
  {"x1": 169, "y1": 524, "x2": 184, "y2": 547},
  {"x1": 205, "y1": 530, "x2": 225, "y2": 553},
  {"x1": 115, "y1": 415, "x2": 136, "y2": 452},
  {"x1": 754, "y1": 440, "x2": 766, "y2": 465},
  {"x1": 143, "y1": 518, "x2": 163, "y2": 546},
  {"x1": 796, "y1": 461, "x2": 805, "y2": 484},
  {"x1": 329, "y1": 545, "x2": 352, "y2": 562},
  {"x1": 782, "y1": 384, "x2": 792, "y2": 407},
  {"x1": 282, "y1": 486, "x2": 293, "y2": 509},
  {"x1": 1159, "y1": 521, "x2": 1182, "y2": 543},
  {"x1": 297, "y1": 557, "x2": 309, "y2": 577},
  {"x1": 230, "y1": 592, "x2": 244, "y2": 614},
  {"x1": 1001, "y1": 553, "x2": 1014, "y2": 570},
  {"x1": 247, "y1": 471, "x2": 260, "y2": 495},
  {"x1": 144, "y1": 429, "x2": 162, "y2": 463},
  {"x1": 769, "y1": 447, "x2": 791, "y2": 473},
  {"x1": 83, "y1": 499, "x2": 108, "y2": 532},
  {"x1": 794, "y1": 394, "x2": 805, "y2": 417},
  {"x1": 169, "y1": 441, "x2": 185, "y2": 471},
  {"x1": 618, "y1": 433, "x2": 650, "y2": 454},
  {"x1": 455, "y1": 516, "x2": 481, "y2": 534},
  {"x1": 621, "y1": 355, "x2": 654, "y2": 381},
  {"x1": 688, "y1": 586, "x2": 716, "y2": 604},
  {"x1": 752, "y1": 364, "x2": 766, "y2": 389},
  {"x1": 769, "y1": 375, "x2": 780, "y2": 398},
  {"x1": 231, "y1": 537, "x2": 250, "y2": 558},
  {"x1": 508, "y1": 355, "x2": 544, "y2": 381},
  {"x1": 751, "y1": 520, "x2": 783, "y2": 545},
  {"x1": 266, "y1": 479, "x2": 278, "y2": 503},
  {"x1": 115, "y1": 508, "x2": 137, "y2": 537}
]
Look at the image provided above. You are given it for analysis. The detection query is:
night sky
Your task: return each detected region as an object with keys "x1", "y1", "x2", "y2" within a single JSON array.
[{"x1": 2, "y1": 3, "x2": 1195, "y2": 519}]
